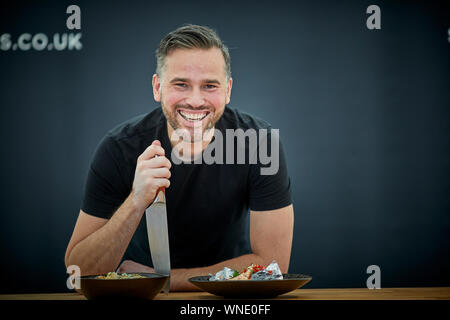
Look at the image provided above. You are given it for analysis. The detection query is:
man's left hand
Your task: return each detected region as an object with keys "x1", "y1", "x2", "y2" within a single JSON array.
[{"x1": 117, "y1": 260, "x2": 155, "y2": 273}]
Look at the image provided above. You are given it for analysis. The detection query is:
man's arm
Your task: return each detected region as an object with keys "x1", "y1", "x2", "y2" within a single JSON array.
[
  {"x1": 65, "y1": 199, "x2": 143, "y2": 276},
  {"x1": 118, "y1": 204, "x2": 294, "y2": 291},
  {"x1": 65, "y1": 141, "x2": 171, "y2": 275}
]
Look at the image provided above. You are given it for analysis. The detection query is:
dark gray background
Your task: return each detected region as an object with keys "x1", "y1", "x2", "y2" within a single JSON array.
[{"x1": 0, "y1": 0, "x2": 449, "y2": 293}]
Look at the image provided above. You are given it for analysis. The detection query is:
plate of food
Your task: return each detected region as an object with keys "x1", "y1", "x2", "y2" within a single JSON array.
[
  {"x1": 188, "y1": 261, "x2": 312, "y2": 298},
  {"x1": 79, "y1": 272, "x2": 169, "y2": 300}
]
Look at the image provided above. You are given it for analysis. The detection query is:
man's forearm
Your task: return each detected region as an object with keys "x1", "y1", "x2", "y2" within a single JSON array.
[
  {"x1": 171, "y1": 253, "x2": 269, "y2": 291},
  {"x1": 66, "y1": 195, "x2": 144, "y2": 275}
]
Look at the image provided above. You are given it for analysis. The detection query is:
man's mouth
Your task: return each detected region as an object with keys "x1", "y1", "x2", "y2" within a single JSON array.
[{"x1": 178, "y1": 110, "x2": 210, "y2": 122}]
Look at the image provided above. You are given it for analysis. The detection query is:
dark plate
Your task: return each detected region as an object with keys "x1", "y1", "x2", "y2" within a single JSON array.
[
  {"x1": 188, "y1": 273, "x2": 312, "y2": 298},
  {"x1": 79, "y1": 273, "x2": 169, "y2": 300}
]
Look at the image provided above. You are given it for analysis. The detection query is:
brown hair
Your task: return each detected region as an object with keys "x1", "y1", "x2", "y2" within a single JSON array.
[{"x1": 156, "y1": 24, "x2": 231, "y2": 79}]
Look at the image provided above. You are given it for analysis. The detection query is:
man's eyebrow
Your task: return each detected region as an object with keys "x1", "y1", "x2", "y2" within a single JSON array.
[
  {"x1": 169, "y1": 77, "x2": 222, "y2": 84},
  {"x1": 203, "y1": 79, "x2": 221, "y2": 85},
  {"x1": 169, "y1": 77, "x2": 189, "y2": 83}
]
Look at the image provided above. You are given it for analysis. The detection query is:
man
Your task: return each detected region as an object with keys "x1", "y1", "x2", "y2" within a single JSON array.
[{"x1": 65, "y1": 24, "x2": 294, "y2": 291}]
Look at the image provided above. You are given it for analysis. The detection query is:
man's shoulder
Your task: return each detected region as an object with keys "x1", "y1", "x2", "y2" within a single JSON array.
[
  {"x1": 96, "y1": 107, "x2": 165, "y2": 161},
  {"x1": 220, "y1": 106, "x2": 272, "y2": 130},
  {"x1": 106, "y1": 107, "x2": 164, "y2": 142}
]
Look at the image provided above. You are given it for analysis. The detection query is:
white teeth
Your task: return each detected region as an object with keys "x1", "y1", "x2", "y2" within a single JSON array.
[{"x1": 179, "y1": 110, "x2": 208, "y2": 121}]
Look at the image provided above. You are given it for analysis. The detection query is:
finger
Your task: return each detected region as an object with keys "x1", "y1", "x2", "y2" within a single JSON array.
[
  {"x1": 138, "y1": 143, "x2": 165, "y2": 161},
  {"x1": 153, "y1": 178, "x2": 171, "y2": 189},
  {"x1": 137, "y1": 157, "x2": 171, "y2": 171},
  {"x1": 156, "y1": 167, "x2": 171, "y2": 179},
  {"x1": 146, "y1": 156, "x2": 172, "y2": 169},
  {"x1": 144, "y1": 167, "x2": 171, "y2": 179}
]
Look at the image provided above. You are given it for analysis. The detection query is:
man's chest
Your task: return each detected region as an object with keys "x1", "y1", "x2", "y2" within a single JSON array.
[{"x1": 164, "y1": 163, "x2": 250, "y2": 225}]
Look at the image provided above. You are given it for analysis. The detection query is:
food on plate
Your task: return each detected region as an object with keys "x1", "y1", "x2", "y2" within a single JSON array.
[
  {"x1": 208, "y1": 267, "x2": 239, "y2": 280},
  {"x1": 209, "y1": 261, "x2": 283, "y2": 281},
  {"x1": 95, "y1": 272, "x2": 146, "y2": 279}
]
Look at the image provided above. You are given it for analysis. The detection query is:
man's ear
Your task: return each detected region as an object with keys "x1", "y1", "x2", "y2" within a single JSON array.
[
  {"x1": 225, "y1": 77, "x2": 233, "y2": 105},
  {"x1": 152, "y1": 74, "x2": 161, "y2": 102}
]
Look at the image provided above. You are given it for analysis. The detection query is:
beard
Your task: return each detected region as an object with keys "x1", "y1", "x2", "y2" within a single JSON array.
[{"x1": 161, "y1": 100, "x2": 224, "y2": 143}]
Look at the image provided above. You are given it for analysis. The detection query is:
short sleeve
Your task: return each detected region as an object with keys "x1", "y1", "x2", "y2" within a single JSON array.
[
  {"x1": 81, "y1": 134, "x2": 130, "y2": 219},
  {"x1": 248, "y1": 129, "x2": 292, "y2": 211}
]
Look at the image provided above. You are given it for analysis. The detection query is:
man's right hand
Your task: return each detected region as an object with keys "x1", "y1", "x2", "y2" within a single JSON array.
[{"x1": 131, "y1": 140, "x2": 171, "y2": 211}]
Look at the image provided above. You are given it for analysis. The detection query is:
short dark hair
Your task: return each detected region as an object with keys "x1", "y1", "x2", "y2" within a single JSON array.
[{"x1": 156, "y1": 24, "x2": 231, "y2": 79}]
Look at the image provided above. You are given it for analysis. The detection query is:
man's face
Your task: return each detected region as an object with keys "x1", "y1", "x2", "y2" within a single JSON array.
[{"x1": 153, "y1": 47, "x2": 232, "y2": 142}]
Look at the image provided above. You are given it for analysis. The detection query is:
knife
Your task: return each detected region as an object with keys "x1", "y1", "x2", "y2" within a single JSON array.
[{"x1": 145, "y1": 186, "x2": 171, "y2": 294}]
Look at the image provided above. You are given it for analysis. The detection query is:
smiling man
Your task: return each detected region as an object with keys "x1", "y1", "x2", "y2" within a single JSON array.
[{"x1": 65, "y1": 25, "x2": 294, "y2": 291}]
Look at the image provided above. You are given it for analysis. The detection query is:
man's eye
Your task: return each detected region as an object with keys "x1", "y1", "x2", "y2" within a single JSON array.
[
  {"x1": 175, "y1": 83, "x2": 187, "y2": 88},
  {"x1": 204, "y1": 84, "x2": 217, "y2": 89}
]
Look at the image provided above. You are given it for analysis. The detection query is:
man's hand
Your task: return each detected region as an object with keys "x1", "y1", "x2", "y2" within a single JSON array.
[
  {"x1": 131, "y1": 140, "x2": 171, "y2": 211},
  {"x1": 117, "y1": 260, "x2": 155, "y2": 273}
]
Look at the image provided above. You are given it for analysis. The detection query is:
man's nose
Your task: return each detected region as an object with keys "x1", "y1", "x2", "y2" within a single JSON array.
[{"x1": 185, "y1": 87, "x2": 205, "y2": 108}]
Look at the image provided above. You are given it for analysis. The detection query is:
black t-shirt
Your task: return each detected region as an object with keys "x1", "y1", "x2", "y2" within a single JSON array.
[{"x1": 82, "y1": 106, "x2": 292, "y2": 268}]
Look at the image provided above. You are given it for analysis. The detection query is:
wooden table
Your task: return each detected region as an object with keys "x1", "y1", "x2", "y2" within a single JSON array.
[{"x1": 1, "y1": 287, "x2": 449, "y2": 300}]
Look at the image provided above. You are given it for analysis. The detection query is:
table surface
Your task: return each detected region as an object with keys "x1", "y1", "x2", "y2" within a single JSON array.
[{"x1": 1, "y1": 287, "x2": 449, "y2": 300}]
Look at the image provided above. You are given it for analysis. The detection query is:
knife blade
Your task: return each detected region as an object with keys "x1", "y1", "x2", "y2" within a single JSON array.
[{"x1": 145, "y1": 187, "x2": 171, "y2": 294}]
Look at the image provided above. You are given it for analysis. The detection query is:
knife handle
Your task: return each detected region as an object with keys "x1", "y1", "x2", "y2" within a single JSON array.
[
  {"x1": 157, "y1": 187, "x2": 165, "y2": 194},
  {"x1": 153, "y1": 187, "x2": 166, "y2": 204}
]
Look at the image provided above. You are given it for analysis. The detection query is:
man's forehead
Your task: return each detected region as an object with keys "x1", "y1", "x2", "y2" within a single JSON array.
[
  {"x1": 166, "y1": 46, "x2": 223, "y2": 60},
  {"x1": 163, "y1": 47, "x2": 226, "y2": 79}
]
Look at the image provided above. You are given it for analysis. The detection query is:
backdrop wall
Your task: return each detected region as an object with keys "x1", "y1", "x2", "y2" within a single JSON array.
[{"x1": 0, "y1": 0, "x2": 449, "y2": 293}]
